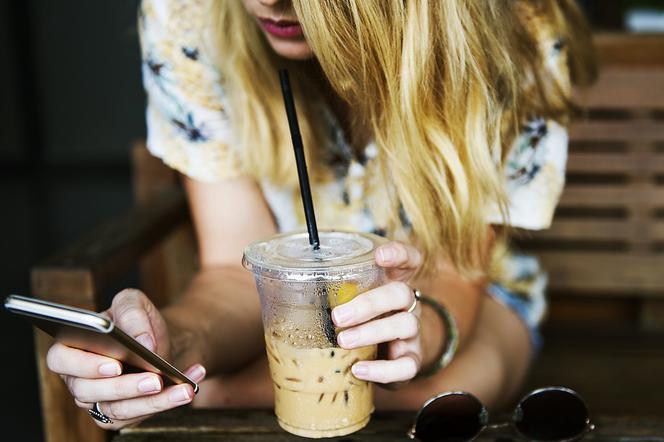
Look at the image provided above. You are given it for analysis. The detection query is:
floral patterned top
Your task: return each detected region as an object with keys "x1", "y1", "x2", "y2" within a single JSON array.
[{"x1": 139, "y1": 0, "x2": 571, "y2": 345}]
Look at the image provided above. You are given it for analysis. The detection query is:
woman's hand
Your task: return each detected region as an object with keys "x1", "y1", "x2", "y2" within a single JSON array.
[
  {"x1": 45, "y1": 289, "x2": 206, "y2": 430},
  {"x1": 331, "y1": 241, "x2": 423, "y2": 385}
]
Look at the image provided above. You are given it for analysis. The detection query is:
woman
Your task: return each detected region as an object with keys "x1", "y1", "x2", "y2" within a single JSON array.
[{"x1": 46, "y1": 0, "x2": 595, "y2": 430}]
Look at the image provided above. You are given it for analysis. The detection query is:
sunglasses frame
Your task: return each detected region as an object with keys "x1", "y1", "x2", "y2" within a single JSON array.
[{"x1": 408, "y1": 386, "x2": 594, "y2": 442}]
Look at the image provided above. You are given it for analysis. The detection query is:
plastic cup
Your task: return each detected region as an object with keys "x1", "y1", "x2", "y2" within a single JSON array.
[{"x1": 243, "y1": 230, "x2": 386, "y2": 438}]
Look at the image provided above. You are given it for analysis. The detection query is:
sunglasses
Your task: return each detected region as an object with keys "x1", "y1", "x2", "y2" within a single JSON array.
[{"x1": 408, "y1": 387, "x2": 594, "y2": 442}]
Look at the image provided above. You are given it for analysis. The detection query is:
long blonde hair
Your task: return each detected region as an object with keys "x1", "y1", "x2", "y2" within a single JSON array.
[{"x1": 214, "y1": 0, "x2": 595, "y2": 275}]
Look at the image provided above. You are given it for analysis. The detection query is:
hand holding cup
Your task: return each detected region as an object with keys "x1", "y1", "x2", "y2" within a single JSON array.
[{"x1": 332, "y1": 241, "x2": 423, "y2": 385}]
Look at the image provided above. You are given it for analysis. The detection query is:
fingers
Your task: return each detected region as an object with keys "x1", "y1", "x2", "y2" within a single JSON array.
[
  {"x1": 70, "y1": 364, "x2": 205, "y2": 428},
  {"x1": 332, "y1": 281, "x2": 414, "y2": 327},
  {"x1": 110, "y1": 289, "x2": 156, "y2": 351},
  {"x1": 64, "y1": 372, "x2": 163, "y2": 403},
  {"x1": 74, "y1": 398, "x2": 143, "y2": 430},
  {"x1": 74, "y1": 383, "x2": 194, "y2": 424},
  {"x1": 375, "y1": 241, "x2": 422, "y2": 270},
  {"x1": 351, "y1": 353, "x2": 421, "y2": 384},
  {"x1": 47, "y1": 343, "x2": 122, "y2": 378},
  {"x1": 87, "y1": 384, "x2": 194, "y2": 422},
  {"x1": 337, "y1": 311, "x2": 419, "y2": 349}
]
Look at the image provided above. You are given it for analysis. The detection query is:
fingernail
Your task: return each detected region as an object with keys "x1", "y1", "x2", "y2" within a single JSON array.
[
  {"x1": 187, "y1": 364, "x2": 206, "y2": 383},
  {"x1": 98, "y1": 362, "x2": 121, "y2": 377},
  {"x1": 169, "y1": 385, "x2": 191, "y2": 403},
  {"x1": 136, "y1": 333, "x2": 155, "y2": 352},
  {"x1": 379, "y1": 247, "x2": 395, "y2": 264},
  {"x1": 338, "y1": 329, "x2": 360, "y2": 348},
  {"x1": 332, "y1": 305, "x2": 354, "y2": 326},
  {"x1": 137, "y1": 376, "x2": 161, "y2": 393},
  {"x1": 352, "y1": 363, "x2": 369, "y2": 378}
]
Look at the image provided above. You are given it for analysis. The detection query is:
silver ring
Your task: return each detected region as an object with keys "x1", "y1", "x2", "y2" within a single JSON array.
[
  {"x1": 88, "y1": 402, "x2": 113, "y2": 424},
  {"x1": 407, "y1": 288, "x2": 421, "y2": 313}
]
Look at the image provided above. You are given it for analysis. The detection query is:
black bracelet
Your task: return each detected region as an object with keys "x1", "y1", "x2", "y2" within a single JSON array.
[{"x1": 416, "y1": 293, "x2": 459, "y2": 378}]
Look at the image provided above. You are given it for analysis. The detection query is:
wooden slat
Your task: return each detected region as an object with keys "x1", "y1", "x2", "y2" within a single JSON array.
[
  {"x1": 34, "y1": 188, "x2": 189, "y2": 296},
  {"x1": 653, "y1": 221, "x2": 664, "y2": 240},
  {"x1": 529, "y1": 219, "x2": 664, "y2": 242},
  {"x1": 132, "y1": 143, "x2": 197, "y2": 308},
  {"x1": 594, "y1": 33, "x2": 664, "y2": 66},
  {"x1": 537, "y1": 252, "x2": 664, "y2": 295},
  {"x1": 527, "y1": 219, "x2": 632, "y2": 241},
  {"x1": 567, "y1": 153, "x2": 664, "y2": 174},
  {"x1": 558, "y1": 186, "x2": 664, "y2": 208},
  {"x1": 31, "y1": 269, "x2": 95, "y2": 306},
  {"x1": 570, "y1": 120, "x2": 664, "y2": 142},
  {"x1": 574, "y1": 68, "x2": 664, "y2": 109},
  {"x1": 640, "y1": 299, "x2": 664, "y2": 331},
  {"x1": 526, "y1": 331, "x2": 664, "y2": 417}
]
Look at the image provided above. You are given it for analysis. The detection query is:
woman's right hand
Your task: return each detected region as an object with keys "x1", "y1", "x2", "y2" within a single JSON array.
[{"x1": 46, "y1": 289, "x2": 206, "y2": 429}]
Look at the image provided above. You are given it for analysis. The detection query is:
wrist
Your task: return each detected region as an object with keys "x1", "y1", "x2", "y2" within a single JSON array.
[
  {"x1": 416, "y1": 293, "x2": 459, "y2": 378},
  {"x1": 162, "y1": 305, "x2": 206, "y2": 371}
]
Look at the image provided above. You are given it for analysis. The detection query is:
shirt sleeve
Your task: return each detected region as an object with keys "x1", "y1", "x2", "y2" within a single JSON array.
[
  {"x1": 139, "y1": 0, "x2": 243, "y2": 182},
  {"x1": 486, "y1": 6, "x2": 571, "y2": 231},
  {"x1": 486, "y1": 118, "x2": 568, "y2": 230}
]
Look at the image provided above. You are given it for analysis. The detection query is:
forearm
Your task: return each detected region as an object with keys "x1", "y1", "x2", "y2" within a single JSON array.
[
  {"x1": 415, "y1": 266, "x2": 485, "y2": 369},
  {"x1": 161, "y1": 265, "x2": 265, "y2": 375},
  {"x1": 416, "y1": 227, "x2": 496, "y2": 369},
  {"x1": 376, "y1": 294, "x2": 531, "y2": 410}
]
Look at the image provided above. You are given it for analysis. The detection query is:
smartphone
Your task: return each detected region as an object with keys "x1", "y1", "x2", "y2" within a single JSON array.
[{"x1": 4, "y1": 294, "x2": 198, "y2": 393}]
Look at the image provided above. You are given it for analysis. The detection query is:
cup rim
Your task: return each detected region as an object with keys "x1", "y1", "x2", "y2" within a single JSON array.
[{"x1": 243, "y1": 230, "x2": 387, "y2": 281}]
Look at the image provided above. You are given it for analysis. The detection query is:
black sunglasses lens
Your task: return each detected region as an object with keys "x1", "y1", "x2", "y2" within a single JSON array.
[
  {"x1": 514, "y1": 388, "x2": 588, "y2": 441},
  {"x1": 414, "y1": 393, "x2": 485, "y2": 442}
]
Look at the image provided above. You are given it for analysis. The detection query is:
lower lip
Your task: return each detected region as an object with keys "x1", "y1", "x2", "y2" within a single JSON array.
[{"x1": 260, "y1": 20, "x2": 303, "y2": 38}]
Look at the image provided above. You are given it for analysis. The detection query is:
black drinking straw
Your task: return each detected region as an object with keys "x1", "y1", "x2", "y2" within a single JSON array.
[{"x1": 279, "y1": 69, "x2": 320, "y2": 250}]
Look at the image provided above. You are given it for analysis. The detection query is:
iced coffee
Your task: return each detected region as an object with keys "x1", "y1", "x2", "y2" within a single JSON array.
[{"x1": 243, "y1": 231, "x2": 385, "y2": 438}]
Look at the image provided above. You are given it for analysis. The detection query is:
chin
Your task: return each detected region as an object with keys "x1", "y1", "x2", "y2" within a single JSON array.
[{"x1": 269, "y1": 39, "x2": 315, "y2": 61}]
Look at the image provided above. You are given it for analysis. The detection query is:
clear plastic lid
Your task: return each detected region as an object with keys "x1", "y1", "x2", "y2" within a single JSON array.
[{"x1": 242, "y1": 230, "x2": 386, "y2": 281}]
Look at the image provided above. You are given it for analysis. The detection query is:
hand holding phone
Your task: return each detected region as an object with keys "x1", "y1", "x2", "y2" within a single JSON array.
[{"x1": 6, "y1": 289, "x2": 206, "y2": 430}]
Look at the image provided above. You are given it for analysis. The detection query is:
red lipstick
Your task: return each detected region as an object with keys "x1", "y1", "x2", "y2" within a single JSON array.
[{"x1": 259, "y1": 18, "x2": 303, "y2": 38}]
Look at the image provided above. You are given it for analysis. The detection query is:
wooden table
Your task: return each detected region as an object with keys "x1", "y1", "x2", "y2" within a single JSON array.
[{"x1": 114, "y1": 408, "x2": 664, "y2": 441}]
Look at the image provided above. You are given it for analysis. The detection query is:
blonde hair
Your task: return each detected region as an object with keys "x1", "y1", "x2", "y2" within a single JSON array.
[{"x1": 214, "y1": 0, "x2": 595, "y2": 275}]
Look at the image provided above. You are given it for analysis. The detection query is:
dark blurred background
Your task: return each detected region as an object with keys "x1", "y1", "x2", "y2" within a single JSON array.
[
  {"x1": 1, "y1": 1, "x2": 143, "y2": 440},
  {"x1": 0, "y1": 1, "x2": 662, "y2": 440}
]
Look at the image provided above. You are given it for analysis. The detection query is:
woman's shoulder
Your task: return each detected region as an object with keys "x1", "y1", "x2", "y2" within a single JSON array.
[
  {"x1": 139, "y1": 0, "x2": 241, "y2": 183},
  {"x1": 140, "y1": 0, "x2": 218, "y2": 54}
]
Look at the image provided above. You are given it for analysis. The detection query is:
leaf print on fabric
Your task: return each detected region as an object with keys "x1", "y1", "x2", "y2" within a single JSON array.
[
  {"x1": 171, "y1": 113, "x2": 208, "y2": 142},
  {"x1": 146, "y1": 57, "x2": 165, "y2": 76},
  {"x1": 505, "y1": 117, "x2": 549, "y2": 186},
  {"x1": 182, "y1": 46, "x2": 199, "y2": 60}
]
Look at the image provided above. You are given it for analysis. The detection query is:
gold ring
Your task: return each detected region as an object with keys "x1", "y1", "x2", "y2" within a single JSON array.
[{"x1": 407, "y1": 288, "x2": 421, "y2": 313}]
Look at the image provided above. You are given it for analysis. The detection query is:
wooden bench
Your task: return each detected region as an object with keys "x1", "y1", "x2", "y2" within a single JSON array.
[
  {"x1": 30, "y1": 33, "x2": 664, "y2": 442},
  {"x1": 519, "y1": 33, "x2": 664, "y2": 330}
]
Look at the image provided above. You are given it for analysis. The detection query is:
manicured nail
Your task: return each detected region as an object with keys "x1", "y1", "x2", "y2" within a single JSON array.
[
  {"x1": 136, "y1": 333, "x2": 155, "y2": 352},
  {"x1": 379, "y1": 247, "x2": 396, "y2": 264},
  {"x1": 98, "y1": 362, "x2": 121, "y2": 377},
  {"x1": 137, "y1": 376, "x2": 161, "y2": 393},
  {"x1": 352, "y1": 363, "x2": 369, "y2": 378},
  {"x1": 187, "y1": 364, "x2": 206, "y2": 382},
  {"x1": 338, "y1": 329, "x2": 360, "y2": 348},
  {"x1": 332, "y1": 305, "x2": 354, "y2": 326},
  {"x1": 169, "y1": 386, "x2": 191, "y2": 403}
]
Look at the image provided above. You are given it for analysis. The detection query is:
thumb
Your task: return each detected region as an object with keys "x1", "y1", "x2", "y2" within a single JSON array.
[{"x1": 109, "y1": 289, "x2": 157, "y2": 352}]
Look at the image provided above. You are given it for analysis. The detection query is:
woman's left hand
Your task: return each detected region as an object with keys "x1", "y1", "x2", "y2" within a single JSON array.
[{"x1": 331, "y1": 241, "x2": 423, "y2": 385}]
